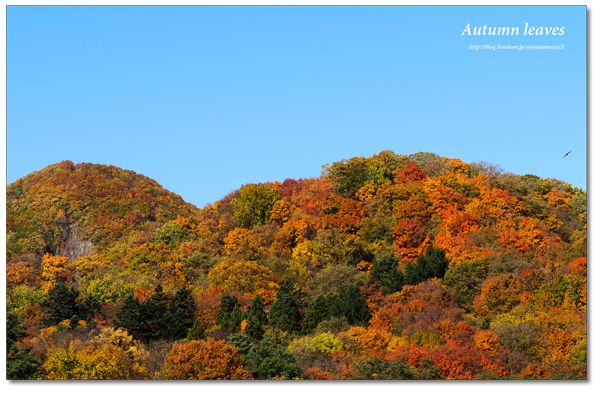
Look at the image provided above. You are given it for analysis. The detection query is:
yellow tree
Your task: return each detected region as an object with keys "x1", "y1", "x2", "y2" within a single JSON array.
[
  {"x1": 208, "y1": 259, "x2": 279, "y2": 294},
  {"x1": 40, "y1": 253, "x2": 76, "y2": 292}
]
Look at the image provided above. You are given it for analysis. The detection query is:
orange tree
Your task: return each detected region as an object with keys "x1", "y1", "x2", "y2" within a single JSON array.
[{"x1": 159, "y1": 338, "x2": 252, "y2": 380}]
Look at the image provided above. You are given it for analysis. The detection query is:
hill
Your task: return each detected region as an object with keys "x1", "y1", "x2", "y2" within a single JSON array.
[
  {"x1": 6, "y1": 160, "x2": 198, "y2": 260},
  {"x1": 6, "y1": 151, "x2": 587, "y2": 380}
]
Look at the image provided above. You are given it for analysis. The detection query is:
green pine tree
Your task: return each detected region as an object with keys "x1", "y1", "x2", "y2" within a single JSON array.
[
  {"x1": 245, "y1": 315, "x2": 265, "y2": 340},
  {"x1": 268, "y1": 290, "x2": 301, "y2": 333},
  {"x1": 164, "y1": 287, "x2": 196, "y2": 340},
  {"x1": 78, "y1": 292, "x2": 102, "y2": 323},
  {"x1": 341, "y1": 284, "x2": 371, "y2": 326},
  {"x1": 370, "y1": 251, "x2": 405, "y2": 294},
  {"x1": 301, "y1": 294, "x2": 329, "y2": 334},
  {"x1": 40, "y1": 282, "x2": 80, "y2": 328},
  {"x1": 116, "y1": 293, "x2": 143, "y2": 339},
  {"x1": 216, "y1": 294, "x2": 243, "y2": 331},
  {"x1": 186, "y1": 320, "x2": 206, "y2": 341},
  {"x1": 245, "y1": 336, "x2": 303, "y2": 379},
  {"x1": 6, "y1": 311, "x2": 43, "y2": 380},
  {"x1": 404, "y1": 246, "x2": 451, "y2": 286},
  {"x1": 248, "y1": 294, "x2": 268, "y2": 325},
  {"x1": 326, "y1": 292, "x2": 345, "y2": 319}
]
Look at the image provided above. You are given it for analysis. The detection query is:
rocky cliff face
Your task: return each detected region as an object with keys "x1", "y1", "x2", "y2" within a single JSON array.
[{"x1": 60, "y1": 224, "x2": 92, "y2": 261}]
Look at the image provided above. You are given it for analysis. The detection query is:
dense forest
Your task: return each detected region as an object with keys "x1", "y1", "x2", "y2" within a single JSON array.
[{"x1": 6, "y1": 151, "x2": 587, "y2": 380}]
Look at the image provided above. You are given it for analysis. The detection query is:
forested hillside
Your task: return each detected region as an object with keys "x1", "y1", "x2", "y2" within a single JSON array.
[{"x1": 6, "y1": 151, "x2": 587, "y2": 380}]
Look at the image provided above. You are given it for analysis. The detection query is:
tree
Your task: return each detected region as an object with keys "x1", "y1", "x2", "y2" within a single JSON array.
[
  {"x1": 44, "y1": 327, "x2": 150, "y2": 380},
  {"x1": 393, "y1": 218, "x2": 431, "y2": 262},
  {"x1": 245, "y1": 294, "x2": 268, "y2": 339},
  {"x1": 442, "y1": 258, "x2": 488, "y2": 311},
  {"x1": 231, "y1": 184, "x2": 281, "y2": 228},
  {"x1": 302, "y1": 294, "x2": 330, "y2": 334},
  {"x1": 159, "y1": 339, "x2": 252, "y2": 380},
  {"x1": 245, "y1": 315, "x2": 265, "y2": 340},
  {"x1": 115, "y1": 294, "x2": 144, "y2": 339},
  {"x1": 154, "y1": 220, "x2": 194, "y2": 249},
  {"x1": 341, "y1": 285, "x2": 372, "y2": 326},
  {"x1": 395, "y1": 160, "x2": 427, "y2": 184},
  {"x1": 139, "y1": 284, "x2": 170, "y2": 341},
  {"x1": 268, "y1": 292, "x2": 301, "y2": 333},
  {"x1": 116, "y1": 284, "x2": 194, "y2": 342},
  {"x1": 476, "y1": 274, "x2": 525, "y2": 316},
  {"x1": 6, "y1": 311, "x2": 43, "y2": 380},
  {"x1": 187, "y1": 320, "x2": 206, "y2": 341},
  {"x1": 40, "y1": 282, "x2": 80, "y2": 328},
  {"x1": 407, "y1": 152, "x2": 447, "y2": 178},
  {"x1": 208, "y1": 259, "x2": 277, "y2": 294},
  {"x1": 322, "y1": 157, "x2": 370, "y2": 199},
  {"x1": 370, "y1": 252, "x2": 405, "y2": 294},
  {"x1": 40, "y1": 253, "x2": 76, "y2": 292},
  {"x1": 162, "y1": 287, "x2": 196, "y2": 340},
  {"x1": 404, "y1": 246, "x2": 451, "y2": 286},
  {"x1": 78, "y1": 292, "x2": 102, "y2": 323},
  {"x1": 268, "y1": 282, "x2": 303, "y2": 333},
  {"x1": 249, "y1": 294, "x2": 268, "y2": 324},
  {"x1": 245, "y1": 336, "x2": 303, "y2": 379},
  {"x1": 216, "y1": 294, "x2": 244, "y2": 331}
]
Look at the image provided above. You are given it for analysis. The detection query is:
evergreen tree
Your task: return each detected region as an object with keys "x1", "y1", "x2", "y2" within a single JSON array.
[
  {"x1": 404, "y1": 246, "x2": 451, "y2": 286},
  {"x1": 216, "y1": 294, "x2": 244, "y2": 331},
  {"x1": 268, "y1": 284, "x2": 302, "y2": 333},
  {"x1": 6, "y1": 311, "x2": 43, "y2": 380},
  {"x1": 245, "y1": 336, "x2": 303, "y2": 379},
  {"x1": 248, "y1": 294, "x2": 268, "y2": 325},
  {"x1": 267, "y1": 294, "x2": 298, "y2": 333},
  {"x1": 341, "y1": 284, "x2": 371, "y2": 326},
  {"x1": 245, "y1": 315, "x2": 265, "y2": 340},
  {"x1": 187, "y1": 320, "x2": 206, "y2": 341},
  {"x1": 161, "y1": 308, "x2": 184, "y2": 340},
  {"x1": 301, "y1": 294, "x2": 329, "y2": 334},
  {"x1": 142, "y1": 284, "x2": 170, "y2": 341},
  {"x1": 40, "y1": 282, "x2": 80, "y2": 327},
  {"x1": 324, "y1": 286, "x2": 370, "y2": 326},
  {"x1": 117, "y1": 284, "x2": 194, "y2": 342},
  {"x1": 370, "y1": 251, "x2": 405, "y2": 294},
  {"x1": 326, "y1": 292, "x2": 345, "y2": 319},
  {"x1": 116, "y1": 293, "x2": 144, "y2": 340},
  {"x1": 78, "y1": 292, "x2": 102, "y2": 323},
  {"x1": 165, "y1": 287, "x2": 196, "y2": 340},
  {"x1": 227, "y1": 332, "x2": 255, "y2": 358}
]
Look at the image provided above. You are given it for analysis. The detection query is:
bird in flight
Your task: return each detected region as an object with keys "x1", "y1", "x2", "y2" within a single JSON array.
[{"x1": 563, "y1": 151, "x2": 571, "y2": 158}]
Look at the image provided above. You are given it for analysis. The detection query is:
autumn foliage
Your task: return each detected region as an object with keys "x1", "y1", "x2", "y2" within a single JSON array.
[{"x1": 6, "y1": 152, "x2": 586, "y2": 380}]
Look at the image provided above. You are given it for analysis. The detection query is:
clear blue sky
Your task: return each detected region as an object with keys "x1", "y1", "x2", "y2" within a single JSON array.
[{"x1": 7, "y1": 6, "x2": 587, "y2": 208}]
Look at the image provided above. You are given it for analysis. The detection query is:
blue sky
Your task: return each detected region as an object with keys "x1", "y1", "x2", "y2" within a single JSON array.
[{"x1": 7, "y1": 6, "x2": 587, "y2": 208}]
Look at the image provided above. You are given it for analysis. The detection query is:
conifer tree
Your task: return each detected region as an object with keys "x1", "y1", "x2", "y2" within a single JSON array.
[
  {"x1": 245, "y1": 315, "x2": 265, "y2": 340},
  {"x1": 40, "y1": 282, "x2": 80, "y2": 327},
  {"x1": 142, "y1": 284, "x2": 170, "y2": 341},
  {"x1": 341, "y1": 284, "x2": 371, "y2": 326},
  {"x1": 78, "y1": 292, "x2": 102, "y2": 323},
  {"x1": 216, "y1": 294, "x2": 244, "y2": 331},
  {"x1": 248, "y1": 294, "x2": 268, "y2": 325},
  {"x1": 7, "y1": 311, "x2": 43, "y2": 380},
  {"x1": 301, "y1": 294, "x2": 329, "y2": 334},
  {"x1": 187, "y1": 320, "x2": 206, "y2": 341},
  {"x1": 165, "y1": 287, "x2": 196, "y2": 340},
  {"x1": 404, "y1": 246, "x2": 450, "y2": 286},
  {"x1": 268, "y1": 282, "x2": 302, "y2": 333},
  {"x1": 116, "y1": 293, "x2": 144, "y2": 339},
  {"x1": 326, "y1": 293, "x2": 345, "y2": 319},
  {"x1": 370, "y1": 251, "x2": 405, "y2": 294},
  {"x1": 245, "y1": 336, "x2": 303, "y2": 379}
]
